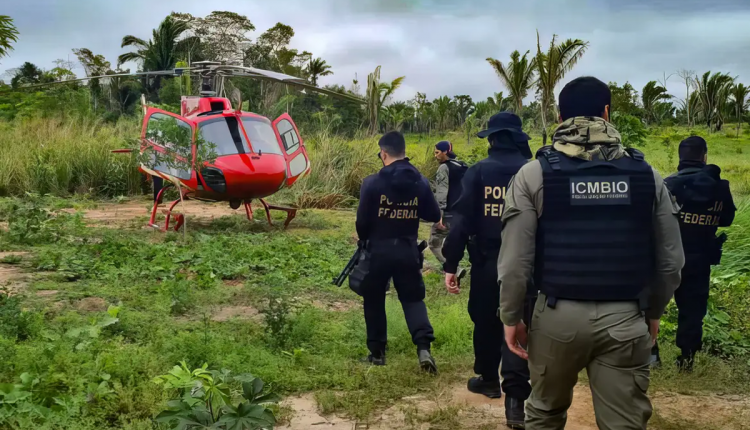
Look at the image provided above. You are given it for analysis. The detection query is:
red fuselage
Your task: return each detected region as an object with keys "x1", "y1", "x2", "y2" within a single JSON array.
[{"x1": 140, "y1": 97, "x2": 309, "y2": 203}]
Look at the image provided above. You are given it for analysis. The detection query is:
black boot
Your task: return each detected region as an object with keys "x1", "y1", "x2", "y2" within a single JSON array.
[
  {"x1": 360, "y1": 353, "x2": 385, "y2": 366},
  {"x1": 505, "y1": 396, "x2": 525, "y2": 429},
  {"x1": 676, "y1": 351, "x2": 695, "y2": 372},
  {"x1": 418, "y1": 349, "x2": 437, "y2": 374},
  {"x1": 467, "y1": 376, "x2": 502, "y2": 399}
]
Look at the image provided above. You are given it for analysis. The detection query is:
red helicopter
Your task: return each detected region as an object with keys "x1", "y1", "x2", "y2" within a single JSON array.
[{"x1": 16, "y1": 62, "x2": 363, "y2": 231}]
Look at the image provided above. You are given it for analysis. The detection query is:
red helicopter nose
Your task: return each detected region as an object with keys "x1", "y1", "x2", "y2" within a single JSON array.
[{"x1": 202, "y1": 153, "x2": 288, "y2": 200}]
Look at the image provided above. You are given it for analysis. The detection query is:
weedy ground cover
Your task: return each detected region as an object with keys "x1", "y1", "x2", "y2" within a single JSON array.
[{"x1": 0, "y1": 193, "x2": 747, "y2": 429}]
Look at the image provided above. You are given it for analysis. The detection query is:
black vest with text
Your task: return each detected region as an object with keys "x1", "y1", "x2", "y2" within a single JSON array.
[
  {"x1": 536, "y1": 149, "x2": 656, "y2": 301},
  {"x1": 476, "y1": 150, "x2": 527, "y2": 247},
  {"x1": 444, "y1": 159, "x2": 468, "y2": 212},
  {"x1": 665, "y1": 167, "x2": 723, "y2": 265}
]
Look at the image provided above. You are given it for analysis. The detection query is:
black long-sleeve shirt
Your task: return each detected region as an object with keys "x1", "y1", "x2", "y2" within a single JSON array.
[
  {"x1": 356, "y1": 159, "x2": 440, "y2": 241},
  {"x1": 442, "y1": 148, "x2": 528, "y2": 273}
]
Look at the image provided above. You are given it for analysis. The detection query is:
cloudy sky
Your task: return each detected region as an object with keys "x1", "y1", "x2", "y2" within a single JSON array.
[{"x1": 4, "y1": 0, "x2": 750, "y2": 104}]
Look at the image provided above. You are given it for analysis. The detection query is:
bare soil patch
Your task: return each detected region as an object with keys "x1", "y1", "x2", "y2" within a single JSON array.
[
  {"x1": 75, "y1": 297, "x2": 108, "y2": 312},
  {"x1": 211, "y1": 305, "x2": 260, "y2": 322},
  {"x1": 66, "y1": 200, "x2": 249, "y2": 228},
  {"x1": 0, "y1": 252, "x2": 30, "y2": 296},
  {"x1": 278, "y1": 383, "x2": 749, "y2": 430}
]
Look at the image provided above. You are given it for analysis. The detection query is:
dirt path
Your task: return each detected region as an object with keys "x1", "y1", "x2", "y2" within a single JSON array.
[
  {"x1": 0, "y1": 252, "x2": 30, "y2": 296},
  {"x1": 64, "y1": 200, "x2": 254, "y2": 227},
  {"x1": 278, "y1": 383, "x2": 749, "y2": 430}
]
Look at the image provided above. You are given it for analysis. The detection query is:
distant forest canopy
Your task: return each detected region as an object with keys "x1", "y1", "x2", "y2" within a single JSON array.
[{"x1": 1, "y1": 12, "x2": 750, "y2": 140}]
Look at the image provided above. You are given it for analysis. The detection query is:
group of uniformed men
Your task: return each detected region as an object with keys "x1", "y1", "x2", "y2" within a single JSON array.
[{"x1": 354, "y1": 76, "x2": 735, "y2": 430}]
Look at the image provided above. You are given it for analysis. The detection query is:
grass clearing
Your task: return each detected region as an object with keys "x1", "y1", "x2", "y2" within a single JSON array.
[
  {"x1": 0, "y1": 197, "x2": 747, "y2": 428},
  {"x1": 0, "y1": 120, "x2": 748, "y2": 428}
]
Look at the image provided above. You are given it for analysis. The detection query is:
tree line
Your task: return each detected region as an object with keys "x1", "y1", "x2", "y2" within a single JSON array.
[{"x1": 1, "y1": 13, "x2": 749, "y2": 140}]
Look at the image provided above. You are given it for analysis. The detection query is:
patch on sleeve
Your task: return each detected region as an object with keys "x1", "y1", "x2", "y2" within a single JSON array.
[{"x1": 569, "y1": 176, "x2": 631, "y2": 205}]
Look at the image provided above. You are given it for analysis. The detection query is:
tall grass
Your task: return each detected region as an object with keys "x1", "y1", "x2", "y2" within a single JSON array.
[
  {"x1": 0, "y1": 116, "x2": 142, "y2": 197},
  {"x1": 0, "y1": 117, "x2": 748, "y2": 204}
]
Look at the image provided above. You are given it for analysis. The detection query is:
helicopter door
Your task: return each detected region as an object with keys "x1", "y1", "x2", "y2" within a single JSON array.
[
  {"x1": 272, "y1": 113, "x2": 310, "y2": 188},
  {"x1": 141, "y1": 108, "x2": 198, "y2": 191}
]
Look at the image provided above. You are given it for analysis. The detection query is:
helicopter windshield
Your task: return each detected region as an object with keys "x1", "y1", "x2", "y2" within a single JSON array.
[
  {"x1": 240, "y1": 117, "x2": 283, "y2": 155},
  {"x1": 198, "y1": 116, "x2": 283, "y2": 156},
  {"x1": 198, "y1": 117, "x2": 251, "y2": 156}
]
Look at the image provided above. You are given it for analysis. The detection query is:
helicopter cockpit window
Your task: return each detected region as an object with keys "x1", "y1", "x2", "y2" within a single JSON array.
[
  {"x1": 240, "y1": 118, "x2": 283, "y2": 155},
  {"x1": 145, "y1": 113, "x2": 193, "y2": 180},
  {"x1": 276, "y1": 119, "x2": 300, "y2": 154},
  {"x1": 199, "y1": 117, "x2": 251, "y2": 156}
]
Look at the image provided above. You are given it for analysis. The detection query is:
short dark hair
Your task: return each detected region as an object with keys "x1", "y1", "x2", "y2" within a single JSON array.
[
  {"x1": 379, "y1": 131, "x2": 406, "y2": 157},
  {"x1": 679, "y1": 136, "x2": 708, "y2": 161},
  {"x1": 558, "y1": 77, "x2": 612, "y2": 120}
]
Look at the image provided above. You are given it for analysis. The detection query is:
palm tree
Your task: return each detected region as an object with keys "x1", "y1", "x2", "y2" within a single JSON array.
[
  {"x1": 453, "y1": 95, "x2": 475, "y2": 125},
  {"x1": 306, "y1": 57, "x2": 333, "y2": 86},
  {"x1": 535, "y1": 32, "x2": 589, "y2": 143},
  {"x1": 0, "y1": 15, "x2": 19, "y2": 61},
  {"x1": 118, "y1": 16, "x2": 195, "y2": 71},
  {"x1": 365, "y1": 66, "x2": 405, "y2": 135},
  {"x1": 486, "y1": 50, "x2": 536, "y2": 113},
  {"x1": 730, "y1": 83, "x2": 750, "y2": 137},
  {"x1": 433, "y1": 96, "x2": 454, "y2": 131},
  {"x1": 487, "y1": 92, "x2": 513, "y2": 113},
  {"x1": 641, "y1": 81, "x2": 672, "y2": 125},
  {"x1": 694, "y1": 71, "x2": 735, "y2": 132}
]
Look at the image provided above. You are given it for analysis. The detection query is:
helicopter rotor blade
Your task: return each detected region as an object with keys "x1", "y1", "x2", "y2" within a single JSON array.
[
  {"x1": 0, "y1": 70, "x2": 183, "y2": 92},
  {"x1": 216, "y1": 67, "x2": 364, "y2": 104}
]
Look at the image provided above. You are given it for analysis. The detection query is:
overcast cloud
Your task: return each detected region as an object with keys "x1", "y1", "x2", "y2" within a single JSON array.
[{"x1": 4, "y1": 0, "x2": 750, "y2": 104}]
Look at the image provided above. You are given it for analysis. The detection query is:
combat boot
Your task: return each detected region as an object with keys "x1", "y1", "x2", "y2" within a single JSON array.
[
  {"x1": 467, "y1": 376, "x2": 502, "y2": 398},
  {"x1": 360, "y1": 353, "x2": 385, "y2": 366},
  {"x1": 676, "y1": 352, "x2": 695, "y2": 372},
  {"x1": 418, "y1": 349, "x2": 438, "y2": 374},
  {"x1": 505, "y1": 396, "x2": 525, "y2": 429}
]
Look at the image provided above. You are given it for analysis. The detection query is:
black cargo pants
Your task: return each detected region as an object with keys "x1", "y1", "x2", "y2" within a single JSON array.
[
  {"x1": 361, "y1": 238, "x2": 435, "y2": 356},
  {"x1": 469, "y1": 247, "x2": 532, "y2": 400},
  {"x1": 675, "y1": 265, "x2": 712, "y2": 355}
]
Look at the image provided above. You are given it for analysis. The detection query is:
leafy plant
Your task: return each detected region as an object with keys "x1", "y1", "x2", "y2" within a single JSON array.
[
  {"x1": 0, "y1": 294, "x2": 42, "y2": 341},
  {"x1": 153, "y1": 362, "x2": 278, "y2": 429},
  {"x1": 64, "y1": 305, "x2": 120, "y2": 350},
  {"x1": 611, "y1": 112, "x2": 648, "y2": 147},
  {"x1": 260, "y1": 294, "x2": 299, "y2": 350}
]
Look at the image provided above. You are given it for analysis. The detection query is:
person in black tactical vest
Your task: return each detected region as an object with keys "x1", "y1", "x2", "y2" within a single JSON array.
[
  {"x1": 650, "y1": 136, "x2": 736, "y2": 371},
  {"x1": 429, "y1": 141, "x2": 468, "y2": 271},
  {"x1": 442, "y1": 112, "x2": 533, "y2": 429},
  {"x1": 498, "y1": 77, "x2": 685, "y2": 429},
  {"x1": 355, "y1": 131, "x2": 442, "y2": 373}
]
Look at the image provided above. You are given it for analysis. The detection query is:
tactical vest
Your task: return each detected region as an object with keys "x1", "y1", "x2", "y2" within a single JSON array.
[
  {"x1": 665, "y1": 169, "x2": 723, "y2": 263},
  {"x1": 536, "y1": 149, "x2": 655, "y2": 302},
  {"x1": 444, "y1": 160, "x2": 468, "y2": 212},
  {"x1": 476, "y1": 157, "x2": 525, "y2": 246}
]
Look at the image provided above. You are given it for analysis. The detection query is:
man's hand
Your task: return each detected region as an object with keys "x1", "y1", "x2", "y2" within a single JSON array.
[
  {"x1": 436, "y1": 219, "x2": 446, "y2": 230},
  {"x1": 504, "y1": 322, "x2": 529, "y2": 360},
  {"x1": 648, "y1": 319, "x2": 660, "y2": 346},
  {"x1": 445, "y1": 273, "x2": 460, "y2": 294}
]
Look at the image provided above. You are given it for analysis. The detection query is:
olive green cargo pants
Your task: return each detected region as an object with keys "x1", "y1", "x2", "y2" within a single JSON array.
[
  {"x1": 526, "y1": 293, "x2": 653, "y2": 430},
  {"x1": 428, "y1": 213, "x2": 452, "y2": 265}
]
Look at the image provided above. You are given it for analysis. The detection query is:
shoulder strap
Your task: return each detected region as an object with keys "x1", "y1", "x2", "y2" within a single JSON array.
[
  {"x1": 625, "y1": 148, "x2": 645, "y2": 161},
  {"x1": 540, "y1": 148, "x2": 561, "y2": 171}
]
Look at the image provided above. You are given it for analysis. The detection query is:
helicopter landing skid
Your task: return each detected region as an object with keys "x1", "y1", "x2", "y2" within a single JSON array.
[
  {"x1": 243, "y1": 199, "x2": 297, "y2": 229},
  {"x1": 149, "y1": 185, "x2": 192, "y2": 232}
]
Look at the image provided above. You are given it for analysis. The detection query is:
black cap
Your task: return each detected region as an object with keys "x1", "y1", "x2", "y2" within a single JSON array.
[
  {"x1": 679, "y1": 136, "x2": 707, "y2": 154},
  {"x1": 476, "y1": 112, "x2": 530, "y2": 142}
]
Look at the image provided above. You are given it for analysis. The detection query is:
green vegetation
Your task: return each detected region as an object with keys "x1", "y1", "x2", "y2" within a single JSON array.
[
  {"x1": 1, "y1": 8, "x2": 749, "y2": 429},
  {"x1": 0, "y1": 189, "x2": 747, "y2": 429}
]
